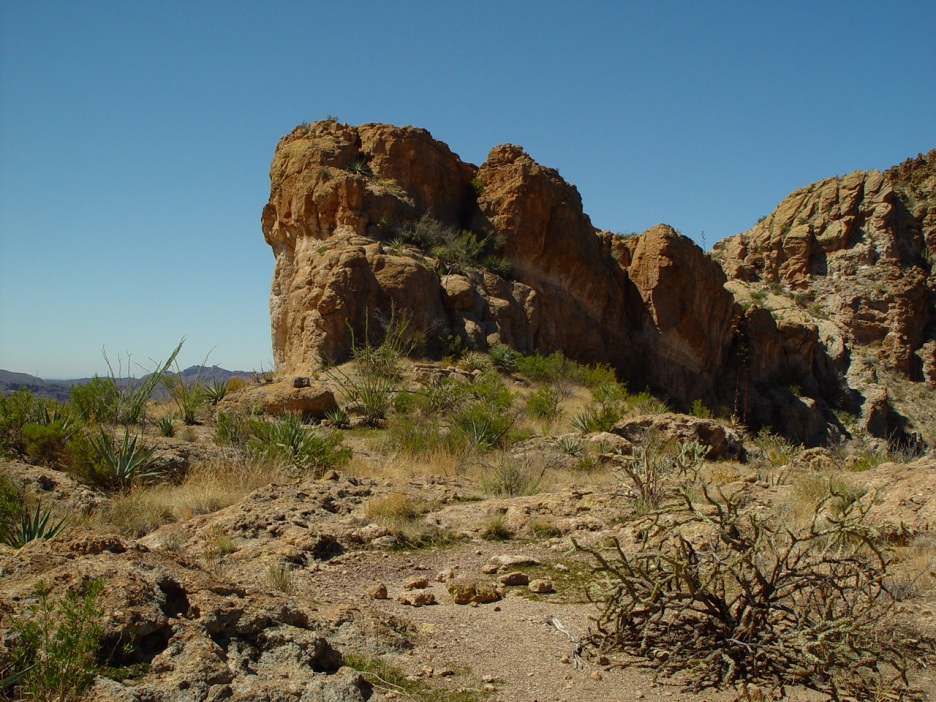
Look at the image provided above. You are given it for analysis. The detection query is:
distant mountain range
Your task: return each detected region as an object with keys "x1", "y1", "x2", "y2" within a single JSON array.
[{"x1": 0, "y1": 366, "x2": 253, "y2": 402}]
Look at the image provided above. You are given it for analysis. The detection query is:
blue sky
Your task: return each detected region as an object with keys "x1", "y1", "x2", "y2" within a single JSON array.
[{"x1": 1, "y1": 2, "x2": 934, "y2": 378}]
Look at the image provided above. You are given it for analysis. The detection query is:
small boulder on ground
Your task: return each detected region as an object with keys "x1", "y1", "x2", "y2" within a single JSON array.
[
  {"x1": 612, "y1": 413, "x2": 745, "y2": 461},
  {"x1": 447, "y1": 578, "x2": 504, "y2": 605}
]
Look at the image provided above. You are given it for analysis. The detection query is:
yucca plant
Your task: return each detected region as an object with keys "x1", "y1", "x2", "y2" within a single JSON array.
[
  {"x1": 248, "y1": 413, "x2": 351, "y2": 477},
  {"x1": 104, "y1": 339, "x2": 183, "y2": 425},
  {"x1": 156, "y1": 415, "x2": 175, "y2": 437},
  {"x1": 5, "y1": 501, "x2": 67, "y2": 548},
  {"x1": 88, "y1": 428, "x2": 163, "y2": 491},
  {"x1": 202, "y1": 379, "x2": 229, "y2": 406},
  {"x1": 324, "y1": 407, "x2": 350, "y2": 429}
]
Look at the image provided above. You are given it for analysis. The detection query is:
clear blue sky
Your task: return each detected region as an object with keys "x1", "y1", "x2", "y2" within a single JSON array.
[{"x1": 1, "y1": 2, "x2": 933, "y2": 378}]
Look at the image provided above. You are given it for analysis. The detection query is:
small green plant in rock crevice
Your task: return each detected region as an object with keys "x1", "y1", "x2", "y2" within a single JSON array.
[{"x1": 8, "y1": 579, "x2": 104, "y2": 702}]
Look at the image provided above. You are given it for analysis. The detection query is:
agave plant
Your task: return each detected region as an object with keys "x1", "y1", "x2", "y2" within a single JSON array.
[
  {"x1": 202, "y1": 379, "x2": 229, "y2": 406},
  {"x1": 89, "y1": 428, "x2": 163, "y2": 491},
  {"x1": 4, "y1": 501, "x2": 67, "y2": 548}
]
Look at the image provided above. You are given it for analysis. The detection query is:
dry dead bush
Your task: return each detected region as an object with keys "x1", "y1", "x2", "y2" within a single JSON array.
[{"x1": 575, "y1": 483, "x2": 932, "y2": 699}]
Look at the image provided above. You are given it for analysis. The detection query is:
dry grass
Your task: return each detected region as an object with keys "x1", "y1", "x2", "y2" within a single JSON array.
[
  {"x1": 98, "y1": 455, "x2": 286, "y2": 537},
  {"x1": 363, "y1": 490, "x2": 453, "y2": 548},
  {"x1": 346, "y1": 447, "x2": 469, "y2": 481}
]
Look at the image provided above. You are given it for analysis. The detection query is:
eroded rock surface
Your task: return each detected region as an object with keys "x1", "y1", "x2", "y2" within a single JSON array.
[{"x1": 262, "y1": 121, "x2": 934, "y2": 445}]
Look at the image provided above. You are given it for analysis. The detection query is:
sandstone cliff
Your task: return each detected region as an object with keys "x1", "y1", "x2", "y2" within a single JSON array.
[{"x1": 262, "y1": 121, "x2": 934, "y2": 446}]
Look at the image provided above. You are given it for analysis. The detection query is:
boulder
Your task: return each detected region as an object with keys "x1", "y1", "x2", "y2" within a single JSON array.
[
  {"x1": 612, "y1": 413, "x2": 746, "y2": 461},
  {"x1": 218, "y1": 380, "x2": 337, "y2": 419}
]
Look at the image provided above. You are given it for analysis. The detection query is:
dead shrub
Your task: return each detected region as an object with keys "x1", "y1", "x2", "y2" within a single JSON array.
[{"x1": 575, "y1": 483, "x2": 931, "y2": 699}]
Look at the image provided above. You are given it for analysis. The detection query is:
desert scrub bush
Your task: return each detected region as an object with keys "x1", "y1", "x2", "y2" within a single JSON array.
[
  {"x1": 0, "y1": 388, "x2": 52, "y2": 458},
  {"x1": 69, "y1": 376, "x2": 119, "y2": 423},
  {"x1": 624, "y1": 389, "x2": 668, "y2": 416},
  {"x1": 575, "y1": 484, "x2": 923, "y2": 699},
  {"x1": 397, "y1": 214, "x2": 508, "y2": 276},
  {"x1": 247, "y1": 412, "x2": 350, "y2": 477},
  {"x1": 452, "y1": 395, "x2": 515, "y2": 449},
  {"x1": 385, "y1": 416, "x2": 464, "y2": 456},
  {"x1": 525, "y1": 385, "x2": 562, "y2": 424},
  {"x1": 479, "y1": 454, "x2": 545, "y2": 497},
  {"x1": 753, "y1": 427, "x2": 802, "y2": 468},
  {"x1": 7, "y1": 579, "x2": 104, "y2": 702},
  {"x1": 515, "y1": 351, "x2": 576, "y2": 384}
]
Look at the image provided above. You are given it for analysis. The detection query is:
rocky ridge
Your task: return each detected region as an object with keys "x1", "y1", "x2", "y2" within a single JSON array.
[{"x1": 262, "y1": 122, "x2": 934, "y2": 446}]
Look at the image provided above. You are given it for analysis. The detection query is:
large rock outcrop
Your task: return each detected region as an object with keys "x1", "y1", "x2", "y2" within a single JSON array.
[
  {"x1": 713, "y1": 149, "x2": 936, "y2": 444},
  {"x1": 262, "y1": 121, "x2": 934, "y2": 445}
]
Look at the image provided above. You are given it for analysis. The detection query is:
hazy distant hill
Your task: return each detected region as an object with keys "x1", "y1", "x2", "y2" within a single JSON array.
[
  {"x1": 0, "y1": 370, "x2": 71, "y2": 401},
  {"x1": 0, "y1": 366, "x2": 252, "y2": 402}
]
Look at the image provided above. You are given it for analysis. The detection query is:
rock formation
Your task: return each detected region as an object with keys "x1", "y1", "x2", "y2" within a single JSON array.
[
  {"x1": 262, "y1": 121, "x2": 935, "y2": 446},
  {"x1": 713, "y1": 149, "x2": 936, "y2": 445}
]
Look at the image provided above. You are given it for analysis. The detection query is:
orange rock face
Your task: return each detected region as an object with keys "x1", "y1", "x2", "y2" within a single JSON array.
[{"x1": 261, "y1": 121, "x2": 935, "y2": 445}]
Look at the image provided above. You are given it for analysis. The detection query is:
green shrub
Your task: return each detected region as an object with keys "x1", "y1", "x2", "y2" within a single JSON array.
[
  {"x1": 247, "y1": 413, "x2": 351, "y2": 477},
  {"x1": 22, "y1": 420, "x2": 74, "y2": 467},
  {"x1": 0, "y1": 475, "x2": 21, "y2": 545},
  {"x1": 69, "y1": 376, "x2": 119, "y2": 423},
  {"x1": 415, "y1": 377, "x2": 470, "y2": 417},
  {"x1": 452, "y1": 402, "x2": 515, "y2": 449},
  {"x1": 9, "y1": 579, "x2": 104, "y2": 702},
  {"x1": 571, "y1": 405, "x2": 620, "y2": 434},
  {"x1": 515, "y1": 351, "x2": 574, "y2": 383},
  {"x1": 625, "y1": 390, "x2": 668, "y2": 416},
  {"x1": 0, "y1": 388, "x2": 47, "y2": 457},
  {"x1": 392, "y1": 391, "x2": 418, "y2": 415},
  {"x1": 387, "y1": 416, "x2": 462, "y2": 455},
  {"x1": 578, "y1": 363, "x2": 619, "y2": 389},
  {"x1": 689, "y1": 399, "x2": 712, "y2": 419},
  {"x1": 526, "y1": 385, "x2": 561, "y2": 422}
]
